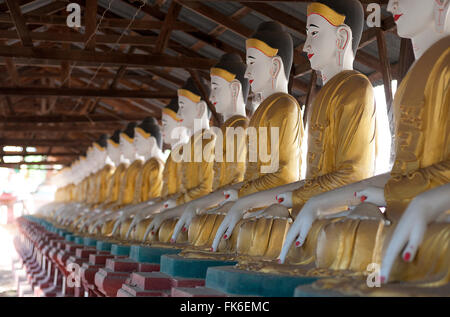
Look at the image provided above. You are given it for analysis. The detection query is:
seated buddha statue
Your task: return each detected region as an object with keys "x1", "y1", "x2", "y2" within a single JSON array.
[
  {"x1": 276, "y1": 0, "x2": 449, "y2": 295},
  {"x1": 104, "y1": 117, "x2": 166, "y2": 239},
  {"x1": 119, "y1": 98, "x2": 188, "y2": 241},
  {"x1": 71, "y1": 129, "x2": 129, "y2": 232},
  {"x1": 55, "y1": 135, "x2": 112, "y2": 225},
  {"x1": 179, "y1": 21, "x2": 305, "y2": 260},
  {"x1": 139, "y1": 53, "x2": 250, "y2": 249},
  {"x1": 138, "y1": 77, "x2": 217, "y2": 243}
]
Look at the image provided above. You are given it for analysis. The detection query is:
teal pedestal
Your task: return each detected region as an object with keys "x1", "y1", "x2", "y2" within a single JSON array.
[
  {"x1": 83, "y1": 237, "x2": 98, "y2": 247},
  {"x1": 111, "y1": 244, "x2": 131, "y2": 256},
  {"x1": 65, "y1": 234, "x2": 75, "y2": 242},
  {"x1": 74, "y1": 236, "x2": 84, "y2": 244},
  {"x1": 129, "y1": 245, "x2": 181, "y2": 264},
  {"x1": 205, "y1": 266, "x2": 319, "y2": 297},
  {"x1": 160, "y1": 254, "x2": 237, "y2": 279},
  {"x1": 96, "y1": 240, "x2": 113, "y2": 251}
]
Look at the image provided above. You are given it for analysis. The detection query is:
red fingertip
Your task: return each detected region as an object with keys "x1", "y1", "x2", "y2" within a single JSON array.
[
  {"x1": 277, "y1": 259, "x2": 282, "y2": 264},
  {"x1": 404, "y1": 252, "x2": 411, "y2": 261},
  {"x1": 295, "y1": 241, "x2": 300, "y2": 247},
  {"x1": 225, "y1": 194, "x2": 230, "y2": 199},
  {"x1": 278, "y1": 198, "x2": 284, "y2": 203},
  {"x1": 151, "y1": 231, "x2": 154, "y2": 235},
  {"x1": 380, "y1": 276, "x2": 386, "y2": 284},
  {"x1": 354, "y1": 192, "x2": 357, "y2": 197},
  {"x1": 182, "y1": 227, "x2": 187, "y2": 232},
  {"x1": 360, "y1": 195, "x2": 367, "y2": 202},
  {"x1": 209, "y1": 247, "x2": 214, "y2": 252},
  {"x1": 170, "y1": 238, "x2": 174, "y2": 243},
  {"x1": 223, "y1": 234, "x2": 228, "y2": 239}
]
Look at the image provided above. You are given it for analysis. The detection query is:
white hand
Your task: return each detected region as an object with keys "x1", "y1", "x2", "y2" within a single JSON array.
[
  {"x1": 275, "y1": 191, "x2": 293, "y2": 208},
  {"x1": 162, "y1": 199, "x2": 176, "y2": 210},
  {"x1": 125, "y1": 210, "x2": 145, "y2": 240},
  {"x1": 211, "y1": 202, "x2": 243, "y2": 252},
  {"x1": 142, "y1": 213, "x2": 167, "y2": 242},
  {"x1": 380, "y1": 195, "x2": 430, "y2": 283},
  {"x1": 355, "y1": 186, "x2": 386, "y2": 206},
  {"x1": 171, "y1": 204, "x2": 196, "y2": 243},
  {"x1": 111, "y1": 212, "x2": 127, "y2": 236},
  {"x1": 220, "y1": 189, "x2": 238, "y2": 206},
  {"x1": 278, "y1": 201, "x2": 316, "y2": 263}
]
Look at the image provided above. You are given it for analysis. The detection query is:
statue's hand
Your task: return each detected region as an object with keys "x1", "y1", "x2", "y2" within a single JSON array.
[
  {"x1": 111, "y1": 212, "x2": 128, "y2": 236},
  {"x1": 278, "y1": 201, "x2": 316, "y2": 264},
  {"x1": 221, "y1": 189, "x2": 238, "y2": 206},
  {"x1": 276, "y1": 191, "x2": 293, "y2": 208},
  {"x1": 125, "y1": 211, "x2": 145, "y2": 239},
  {"x1": 380, "y1": 197, "x2": 427, "y2": 284},
  {"x1": 171, "y1": 204, "x2": 196, "y2": 242},
  {"x1": 211, "y1": 201, "x2": 243, "y2": 252},
  {"x1": 142, "y1": 213, "x2": 167, "y2": 242},
  {"x1": 355, "y1": 186, "x2": 386, "y2": 206},
  {"x1": 163, "y1": 199, "x2": 176, "y2": 210}
]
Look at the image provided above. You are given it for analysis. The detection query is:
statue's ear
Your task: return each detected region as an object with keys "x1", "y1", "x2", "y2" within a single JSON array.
[
  {"x1": 196, "y1": 100, "x2": 207, "y2": 118},
  {"x1": 271, "y1": 56, "x2": 283, "y2": 81},
  {"x1": 336, "y1": 24, "x2": 353, "y2": 66},
  {"x1": 230, "y1": 79, "x2": 242, "y2": 100},
  {"x1": 434, "y1": 0, "x2": 450, "y2": 33}
]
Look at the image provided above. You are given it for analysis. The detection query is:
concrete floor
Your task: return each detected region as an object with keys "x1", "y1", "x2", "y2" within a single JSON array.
[{"x1": 0, "y1": 224, "x2": 17, "y2": 297}]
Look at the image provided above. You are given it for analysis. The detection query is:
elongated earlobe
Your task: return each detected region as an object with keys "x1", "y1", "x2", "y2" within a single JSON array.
[
  {"x1": 336, "y1": 25, "x2": 351, "y2": 67},
  {"x1": 434, "y1": 0, "x2": 450, "y2": 33},
  {"x1": 196, "y1": 101, "x2": 207, "y2": 119}
]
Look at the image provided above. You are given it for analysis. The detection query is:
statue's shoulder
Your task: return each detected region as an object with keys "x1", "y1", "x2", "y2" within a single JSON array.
[
  {"x1": 226, "y1": 115, "x2": 249, "y2": 129},
  {"x1": 265, "y1": 92, "x2": 300, "y2": 116}
]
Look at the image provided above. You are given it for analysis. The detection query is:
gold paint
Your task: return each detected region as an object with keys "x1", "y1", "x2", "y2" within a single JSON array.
[
  {"x1": 162, "y1": 107, "x2": 181, "y2": 122},
  {"x1": 120, "y1": 132, "x2": 134, "y2": 144},
  {"x1": 107, "y1": 139, "x2": 119, "y2": 148},
  {"x1": 135, "y1": 127, "x2": 151, "y2": 139},
  {"x1": 178, "y1": 89, "x2": 201, "y2": 103},
  {"x1": 307, "y1": 2, "x2": 346, "y2": 26},
  {"x1": 246, "y1": 38, "x2": 279, "y2": 57},
  {"x1": 210, "y1": 67, "x2": 236, "y2": 82}
]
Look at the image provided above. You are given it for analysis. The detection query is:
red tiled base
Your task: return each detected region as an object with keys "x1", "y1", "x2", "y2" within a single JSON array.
[
  {"x1": 95, "y1": 268, "x2": 132, "y2": 297},
  {"x1": 117, "y1": 284, "x2": 169, "y2": 297}
]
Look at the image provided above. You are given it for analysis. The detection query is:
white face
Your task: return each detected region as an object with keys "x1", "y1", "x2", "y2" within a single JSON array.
[
  {"x1": 162, "y1": 113, "x2": 180, "y2": 145},
  {"x1": 134, "y1": 130, "x2": 157, "y2": 157},
  {"x1": 177, "y1": 95, "x2": 199, "y2": 128},
  {"x1": 387, "y1": 0, "x2": 434, "y2": 38},
  {"x1": 303, "y1": 14, "x2": 339, "y2": 71},
  {"x1": 119, "y1": 135, "x2": 136, "y2": 161},
  {"x1": 244, "y1": 48, "x2": 275, "y2": 94},
  {"x1": 107, "y1": 142, "x2": 121, "y2": 164},
  {"x1": 210, "y1": 75, "x2": 233, "y2": 115}
]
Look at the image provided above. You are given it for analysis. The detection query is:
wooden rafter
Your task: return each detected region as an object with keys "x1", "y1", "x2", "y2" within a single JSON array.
[
  {"x1": 155, "y1": 2, "x2": 182, "y2": 53},
  {"x1": 5, "y1": 0, "x2": 33, "y2": 47},
  {"x1": 85, "y1": 0, "x2": 98, "y2": 51}
]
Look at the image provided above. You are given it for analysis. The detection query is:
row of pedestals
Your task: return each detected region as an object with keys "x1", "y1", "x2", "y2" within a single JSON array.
[{"x1": 12, "y1": 216, "x2": 327, "y2": 297}]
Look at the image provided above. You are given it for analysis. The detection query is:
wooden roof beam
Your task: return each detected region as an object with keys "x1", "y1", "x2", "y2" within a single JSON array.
[
  {"x1": 5, "y1": 0, "x2": 33, "y2": 47},
  {"x1": 0, "y1": 87, "x2": 177, "y2": 99}
]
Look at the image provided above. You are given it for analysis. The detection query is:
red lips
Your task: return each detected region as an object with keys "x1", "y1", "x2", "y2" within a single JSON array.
[
  {"x1": 308, "y1": 53, "x2": 314, "y2": 59},
  {"x1": 249, "y1": 80, "x2": 254, "y2": 84},
  {"x1": 394, "y1": 14, "x2": 403, "y2": 22}
]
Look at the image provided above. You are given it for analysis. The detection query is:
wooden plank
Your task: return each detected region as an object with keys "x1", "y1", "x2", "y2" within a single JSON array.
[
  {"x1": 155, "y1": 2, "x2": 182, "y2": 53},
  {"x1": 1, "y1": 152, "x2": 80, "y2": 157},
  {"x1": 85, "y1": 0, "x2": 98, "y2": 50},
  {"x1": 0, "y1": 87, "x2": 177, "y2": 99},
  {"x1": 5, "y1": 0, "x2": 33, "y2": 47},
  {"x1": 0, "y1": 139, "x2": 91, "y2": 147},
  {"x1": 0, "y1": 15, "x2": 196, "y2": 31},
  {"x1": 4, "y1": 57, "x2": 20, "y2": 85},
  {"x1": 398, "y1": 38, "x2": 414, "y2": 84},
  {"x1": 2, "y1": 114, "x2": 144, "y2": 124},
  {"x1": 0, "y1": 124, "x2": 122, "y2": 133},
  {"x1": 0, "y1": 45, "x2": 216, "y2": 69}
]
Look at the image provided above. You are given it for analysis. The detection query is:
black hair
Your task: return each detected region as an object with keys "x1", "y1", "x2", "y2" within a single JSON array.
[
  {"x1": 138, "y1": 117, "x2": 163, "y2": 149},
  {"x1": 181, "y1": 77, "x2": 211, "y2": 119},
  {"x1": 251, "y1": 21, "x2": 293, "y2": 79},
  {"x1": 96, "y1": 134, "x2": 108, "y2": 149},
  {"x1": 213, "y1": 53, "x2": 250, "y2": 103},
  {"x1": 316, "y1": 0, "x2": 364, "y2": 54},
  {"x1": 110, "y1": 129, "x2": 121, "y2": 145},
  {"x1": 123, "y1": 122, "x2": 137, "y2": 139}
]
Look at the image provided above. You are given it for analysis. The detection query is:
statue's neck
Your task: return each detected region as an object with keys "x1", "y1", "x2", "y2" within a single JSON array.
[
  {"x1": 188, "y1": 117, "x2": 210, "y2": 137},
  {"x1": 321, "y1": 55, "x2": 354, "y2": 85},
  {"x1": 260, "y1": 77, "x2": 288, "y2": 102},
  {"x1": 221, "y1": 99, "x2": 246, "y2": 122},
  {"x1": 411, "y1": 28, "x2": 448, "y2": 60}
]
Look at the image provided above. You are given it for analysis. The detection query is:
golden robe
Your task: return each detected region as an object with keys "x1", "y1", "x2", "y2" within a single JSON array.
[
  {"x1": 156, "y1": 129, "x2": 216, "y2": 243},
  {"x1": 238, "y1": 72, "x2": 376, "y2": 261},
  {"x1": 95, "y1": 164, "x2": 114, "y2": 206},
  {"x1": 183, "y1": 93, "x2": 304, "y2": 259},
  {"x1": 310, "y1": 36, "x2": 450, "y2": 289},
  {"x1": 188, "y1": 115, "x2": 249, "y2": 248},
  {"x1": 101, "y1": 162, "x2": 128, "y2": 209},
  {"x1": 117, "y1": 157, "x2": 165, "y2": 239}
]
